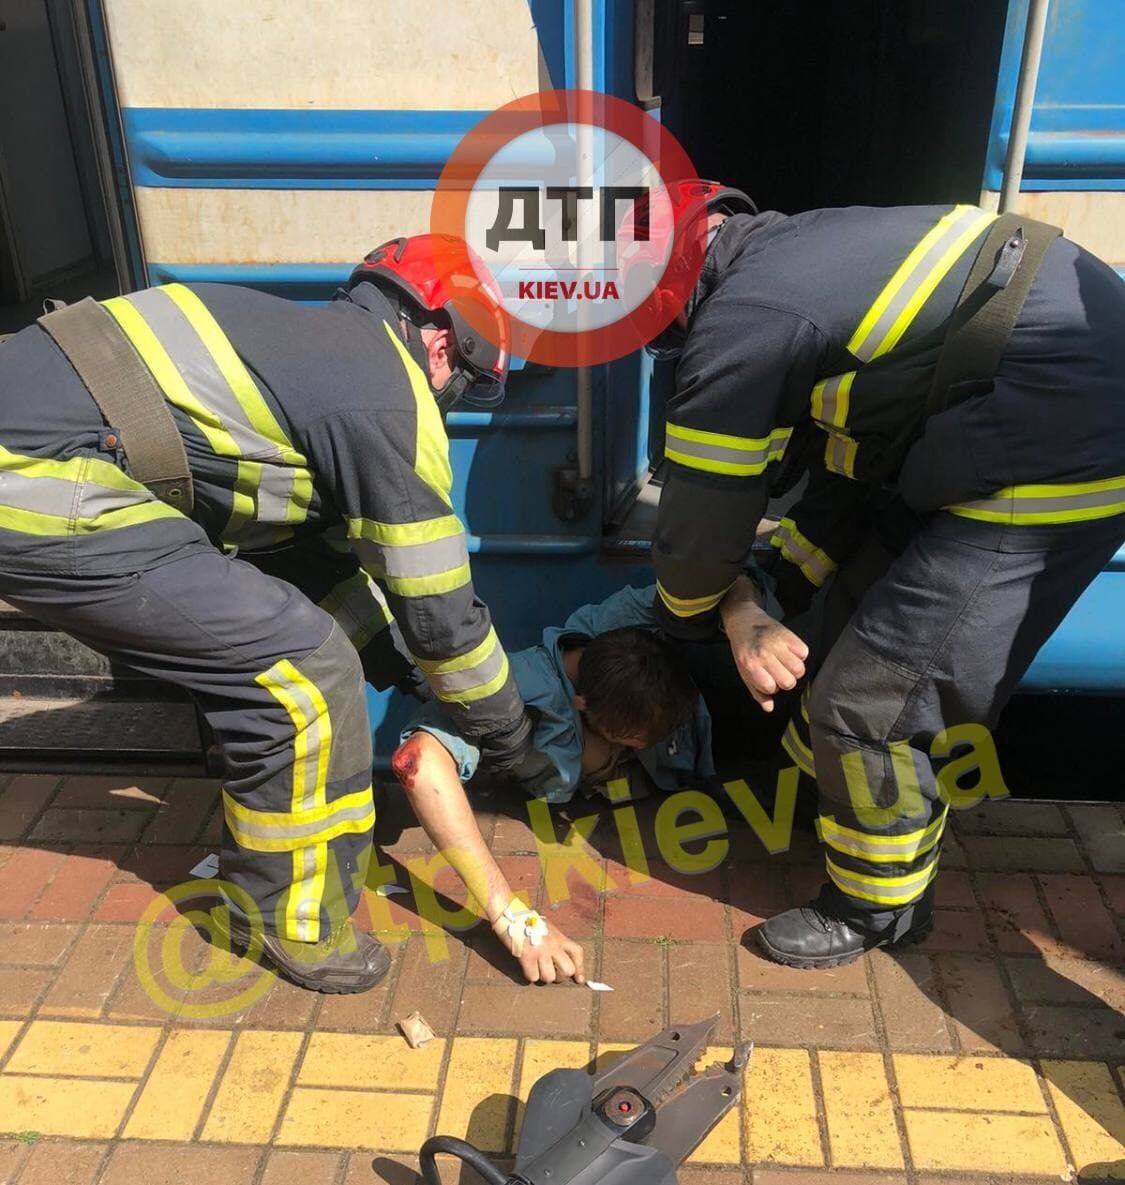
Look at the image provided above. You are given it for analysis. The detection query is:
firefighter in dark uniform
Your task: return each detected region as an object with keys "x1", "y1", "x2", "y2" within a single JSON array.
[
  {"x1": 647, "y1": 182, "x2": 1125, "y2": 968},
  {"x1": 0, "y1": 235, "x2": 534, "y2": 993}
]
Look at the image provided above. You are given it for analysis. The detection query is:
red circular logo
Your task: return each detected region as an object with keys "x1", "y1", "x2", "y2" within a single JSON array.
[{"x1": 430, "y1": 90, "x2": 706, "y2": 367}]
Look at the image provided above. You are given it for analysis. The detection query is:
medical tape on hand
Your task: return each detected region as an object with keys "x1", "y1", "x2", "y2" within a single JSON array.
[{"x1": 492, "y1": 899, "x2": 548, "y2": 958}]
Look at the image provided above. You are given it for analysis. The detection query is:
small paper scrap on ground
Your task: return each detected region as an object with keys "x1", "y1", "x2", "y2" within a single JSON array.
[
  {"x1": 189, "y1": 853, "x2": 220, "y2": 879},
  {"x1": 587, "y1": 981, "x2": 614, "y2": 992},
  {"x1": 398, "y1": 1011, "x2": 436, "y2": 1049}
]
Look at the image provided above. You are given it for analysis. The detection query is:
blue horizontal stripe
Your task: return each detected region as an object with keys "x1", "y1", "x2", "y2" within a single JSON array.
[
  {"x1": 984, "y1": 130, "x2": 1125, "y2": 190},
  {"x1": 125, "y1": 107, "x2": 485, "y2": 189}
]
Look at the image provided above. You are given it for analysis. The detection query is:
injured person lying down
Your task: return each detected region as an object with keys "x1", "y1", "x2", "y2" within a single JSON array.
[{"x1": 390, "y1": 585, "x2": 716, "y2": 986}]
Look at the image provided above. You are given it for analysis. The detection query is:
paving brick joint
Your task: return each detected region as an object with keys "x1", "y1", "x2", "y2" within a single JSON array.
[{"x1": 0, "y1": 773, "x2": 1121, "y2": 1183}]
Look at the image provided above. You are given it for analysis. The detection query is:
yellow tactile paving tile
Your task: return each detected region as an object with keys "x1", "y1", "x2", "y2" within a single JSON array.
[
  {"x1": 123, "y1": 1029, "x2": 232, "y2": 1141},
  {"x1": 1042, "y1": 1060, "x2": 1125, "y2": 1181},
  {"x1": 893, "y1": 1053, "x2": 1047, "y2": 1113},
  {"x1": 435, "y1": 1037, "x2": 519, "y2": 1154},
  {"x1": 903, "y1": 1109, "x2": 1067, "y2": 1175},
  {"x1": 0, "y1": 1020, "x2": 22, "y2": 1062},
  {"x1": 278, "y1": 1086, "x2": 434, "y2": 1151},
  {"x1": 745, "y1": 1047, "x2": 823, "y2": 1166},
  {"x1": 200, "y1": 1029, "x2": 303, "y2": 1144},
  {"x1": 819, "y1": 1051, "x2": 904, "y2": 1169},
  {"x1": 0, "y1": 1076, "x2": 137, "y2": 1138},
  {"x1": 4, "y1": 1021, "x2": 159, "y2": 1079},
  {"x1": 298, "y1": 1032, "x2": 446, "y2": 1091}
]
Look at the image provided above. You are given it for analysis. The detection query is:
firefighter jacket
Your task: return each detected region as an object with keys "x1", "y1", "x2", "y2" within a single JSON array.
[
  {"x1": 652, "y1": 206, "x2": 1125, "y2": 636},
  {"x1": 0, "y1": 280, "x2": 525, "y2": 742}
]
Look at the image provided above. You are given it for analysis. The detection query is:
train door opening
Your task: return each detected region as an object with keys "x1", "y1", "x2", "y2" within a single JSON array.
[
  {"x1": 0, "y1": 0, "x2": 119, "y2": 335},
  {"x1": 645, "y1": 0, "x2": 1010, "y2": 214}
]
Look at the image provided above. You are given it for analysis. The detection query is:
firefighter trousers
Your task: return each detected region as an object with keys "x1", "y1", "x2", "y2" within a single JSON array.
[
  {"x1": 0, "y1": 534, "x2": 376, "y2": 943},
  {"x1": 794, "y1": 510, "x2": 1124, "y2": 933}
]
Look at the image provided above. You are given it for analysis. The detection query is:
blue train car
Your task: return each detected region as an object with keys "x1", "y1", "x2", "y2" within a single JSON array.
[{"x1": 1, "y1": 0, "x2": 1120, "y2": 762}]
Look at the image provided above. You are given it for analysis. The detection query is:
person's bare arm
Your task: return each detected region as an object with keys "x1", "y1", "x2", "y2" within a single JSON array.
[
  {"x1": 720, "y1": 574, "x2": 809, "y2": 712},
  {"x1": 391, "y1": 732, "x2": 586, "y2": 984}
]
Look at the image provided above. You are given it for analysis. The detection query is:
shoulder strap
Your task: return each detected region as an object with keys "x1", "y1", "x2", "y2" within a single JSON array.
[
  {"x1": 926, "y1": 212, "x2": 1062, "y2": 418},
  {"x1": 38, "y1": 297, "x2": 194, "y2": 514}
]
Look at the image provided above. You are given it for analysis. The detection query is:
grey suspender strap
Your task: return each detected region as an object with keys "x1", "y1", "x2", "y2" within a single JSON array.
[
  {"x1": 38, "y1": 297, "x2": 194, "y2": 515},
  {"x1": 925, "y1": 212, "x2": 1062, "y2": 419}
]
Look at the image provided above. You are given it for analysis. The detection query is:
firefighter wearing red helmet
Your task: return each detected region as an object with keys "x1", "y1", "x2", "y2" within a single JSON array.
[
  {"x1": 647, "y1": 181, "x2": 1125, "y2": 969},
  {"x1": 0, "y1": 234, "x2": 534, "y2": 993}
]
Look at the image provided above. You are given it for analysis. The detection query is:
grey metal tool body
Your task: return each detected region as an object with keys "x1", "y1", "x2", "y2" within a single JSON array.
[{"x1": 418, "y1": 1016, "x2": 752, "y2": 1185}]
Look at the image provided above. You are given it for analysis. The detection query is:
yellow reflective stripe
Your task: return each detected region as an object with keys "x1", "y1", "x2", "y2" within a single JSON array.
[
  {"x1": 826, "y1": 855, "x2": 940, "y2": 906},
  {"x1": 161, "y1": 284, "x2": 305, "y2": 466},
  {"x1": 103, "y1": 297, "x2": 240, "y2": 458},
  {"x1": 255, "y1": 658, "x2": 332, "y2": 941},
  {"x1": 0, "y1": 499, "x2": 180, "y2": 537},
  {"x1": 946, "y1": 475, "x2": 1125, "y2": 524},
  {"x1": 824, "y1": 431, "x2": 859, "y2": 478},
  {"x1": 287, "y1": 470, "x2": 315, "y2": 526},
  {"x1": 771, "y1": 517, "x2": 838, "y2": 588},
  {"x1": 416, "y1": 627, "x2": 497, "y2": 675},
  {"x1": 666, "y1": 423, "x2": 792, "y2": 478},
  {"x1": 781, "y1": 719, "x2": 816, "y2": 778},
  {"x1": 440, "y1": 650, "x2": 511, "y2": 704},
  {"x1": 656, "y1": 580, "x2": 733, "y2": 618},
  {"x1": 222, "y1": 788, "x2": 376, "y2": 852},
  {"x1": 810, "y1": 371, "x2": 855, "y2": 430},
  {"x1": 382, "y1": 563, "x2": 472, "y2": 598},
  {"x1": 848, "y1": 206, "x2": 997, "y2": 361},
  {"x1": 319, "y1": 573, "x2": 392, "y2": 651},
  {"x1": 383, "y1": 321, "x2": 453, "y2": 507},
  {"x1": 347, "y1": 514, "x2": 463, "y2": 547},
  {"x1": 821, "y1": 811, "x2": 947, "y2": 864},
  {"x1": 0, "y1": 443, "x2": 158, "y2": 492},
  {"x1": 288, "y1": 844, "x2": 328, "y2": 945}
]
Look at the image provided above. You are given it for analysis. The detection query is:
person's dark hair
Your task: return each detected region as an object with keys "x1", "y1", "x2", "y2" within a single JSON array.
[{"x1": 573, "y1": 626, "x2": 698, "y2": 744}]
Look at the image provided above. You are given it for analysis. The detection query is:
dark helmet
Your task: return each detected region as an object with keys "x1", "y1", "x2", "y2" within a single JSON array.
[{"x1": 349, "y1": 233, "x2": 510, "y2": 411}]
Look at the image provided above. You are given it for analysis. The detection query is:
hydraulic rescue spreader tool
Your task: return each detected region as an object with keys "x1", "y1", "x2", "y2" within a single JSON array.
[{"x1": 419, "y1": 1016, "x2": 753, "y2": 1184}]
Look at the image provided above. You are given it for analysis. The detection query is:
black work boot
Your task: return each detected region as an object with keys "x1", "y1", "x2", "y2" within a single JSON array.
[
  {"x1": 754, "y1": 884, "x2": 933, "y2": 970},
  {"x1": 219, "y1": 912, "x2": 392, "y2": 994}
]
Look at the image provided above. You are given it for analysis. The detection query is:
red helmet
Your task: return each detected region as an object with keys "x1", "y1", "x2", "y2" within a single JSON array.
[
  {"x1": 619, "y1": 179, "x2": 757, "y2": 361},
  {"x1": 349, "y1": 233, "x2": 510, "y2": 409}
]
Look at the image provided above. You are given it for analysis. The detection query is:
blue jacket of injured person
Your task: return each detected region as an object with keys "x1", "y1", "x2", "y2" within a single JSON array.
[{"x1": 401, "y1": 584, "x2": 721, "y2": 803}]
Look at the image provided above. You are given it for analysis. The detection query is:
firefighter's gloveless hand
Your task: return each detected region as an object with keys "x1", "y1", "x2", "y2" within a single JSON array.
[{"x1": 720, "y1": 575, "x2": 809, "y2": 712}]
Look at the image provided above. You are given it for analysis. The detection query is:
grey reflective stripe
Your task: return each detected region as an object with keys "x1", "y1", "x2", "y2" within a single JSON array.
[
  {"x1": 825, "y1": 434, "x2": 853, "y2": 474},
  {"x1": 123, "y1": 288, "x2": 286, "y2": 464},
  {"x1": 821, "y1": 814, "x2": 946, "y2": 860},
  {"x1": 953, "y1": 487, "x2": 1125, "y2": 516},
  {"x1": 0, "y1": 468, "x2": 155, "y2": 520},
  {"x1": 851, "y1": 205, "x2": 989, "y2": 362},
  {"x1": 817, "y1": 373, "x2": 851, "y2": 427},
  {"x1": 353, "y1": 532, "x2": 469, "y2": 579},
  {"x1": 257, "y1": 660, "x2": 326, "y2": 813},
  {"x1": 666, "y1": 433, "x2": 782, "y2": 471},
  {"x1": 426, "y1": 642, "x2": 508, "y2": 697},
  {"x1": 0, "y1": 470, "x2": 83, "y2": 517},
  {"x1": 826, "y1": 857, "x2": 938, "y2": 903},
  {"x1": 293, "y1": 846, "x2": 320, "y2": 940},
  {"x1": 323, "y1": 574, "x2": 391, "y2": 639},
  {"x1": 77, "y1": 480, "x2": 160, "y2": 520},
  {"x1": 231, "y1": 799, "x2": 375, "y2": 845},
  {"x1": 255, "y1": 463, "x2": 298, "y2": 522},
  {"x1": 774, "y1": 521, "x2": 835, "y2": 586}
]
